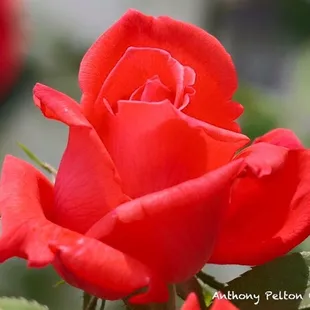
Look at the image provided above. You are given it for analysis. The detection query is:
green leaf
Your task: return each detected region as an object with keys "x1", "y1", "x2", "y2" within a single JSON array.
[
  {"x1": 220, "y1": 252, "x2": 310, "y2": 310},
  {"x1": 17, "y1": 142, "x2": 57, "y2": 178},
  {"x1": 203, "y1": 287, "x2": 214, "y2": 307},
  {"x1": 0, "y1": 297, "x2": 48, "y2": 310}
]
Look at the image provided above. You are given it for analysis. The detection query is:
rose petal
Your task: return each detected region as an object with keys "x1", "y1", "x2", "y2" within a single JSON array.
[
  {"x1": 234, "y1": 128, "x2": 303, "y2": 178},
  {"x1": 209, "y1": 143, "x2": 310, "y2": 265},
  {"x1": 0, "y1": 156, "x2": 167, "y2": 302},
  {"x1": 79, "y1": 9, "x2": 242, "y2": 132},
  {"x1": 181, "y1": 293, "x2": 200, "y2": 310},
  {"x1": 86, "y1": 159, "x2": 245, "y2": 283},
  {"x1": 253, "y1": 128, "x2": 304, "y2": 149},
  {"x1": 130, "y1": 76, "x2": 174, "y2": 103},
  {"x1": 236, "y1": 142, "x2": 288, "y2": 178},
  {"x1": 102, "y1": 47, "x2": 194, "y2": 107},
  {"x1": 49, "y1": 235, "x2": 168, "y2": 302},
  {"x1": 33, "y1": 83, "x2": 128, "y2": 234},
  {"x1": 211, "y1": 298, "x2": 239, "y2": 310},
  {"x1": 83, "y1": 46, "x2": 195, "y2": 133},
  {"x1": 0, "y1": 155, "x2": 55, "y2": 266},
  {"x1": 99, "y1": 99, "x2": 248, "y2": 198}
]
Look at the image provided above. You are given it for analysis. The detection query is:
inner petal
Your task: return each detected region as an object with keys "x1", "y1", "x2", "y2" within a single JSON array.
[
  {"x1": 100, "y1": 100, "x2": 247, "y2": 199},
  {"x1": 99, "y1": 47, "x2": 196, "y2": 110},
  {"x1": 130, "y1": 76, "x2": 174, "y2": 103}
]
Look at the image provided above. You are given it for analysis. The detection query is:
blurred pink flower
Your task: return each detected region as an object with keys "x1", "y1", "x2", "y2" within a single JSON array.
[{"x1": 0, "y1": 0, "x2": 27, "y2": 99}]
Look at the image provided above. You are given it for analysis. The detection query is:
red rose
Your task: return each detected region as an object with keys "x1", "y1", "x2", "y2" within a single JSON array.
[
  {"x1": 0, "y1": 0, "x2": 26, "y2": 99},
  {"x1": 0, "y1": 9, "x2": 309, "y2": 303}
]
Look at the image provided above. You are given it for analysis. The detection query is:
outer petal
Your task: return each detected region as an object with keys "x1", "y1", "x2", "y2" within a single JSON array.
[
  {"x1": 33, "y1": 83, "x2": 128, "y2": 234},
  {"x1": 209, "y1": 142, "x2": 310, "y2": 265},
  {"x1": 49, "y1": 235, "x2": 167, "y2": 302},
  {"x1": 86, "y1": 159, "x2": 245, "y2": 283},
  {"x1": 253, "y1": 128, "x2": 304, "y2": 149},
  {"x1": 0, "y1": 155, "x2": 55, "y2": 266},
  {"x1": 100, "y1": 100, "x2": 248, "y2": 198},
  {"x1": 0, "y1": 156, "x2": 164, "y2": 302},
  {"x1": 79, "y1": 9, "x2": 242, "y2": 132}
]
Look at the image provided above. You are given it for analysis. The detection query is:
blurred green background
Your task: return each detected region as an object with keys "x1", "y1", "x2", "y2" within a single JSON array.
[{"x1": 0, "y1": 0, "x2": 310, "y2": 309}]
